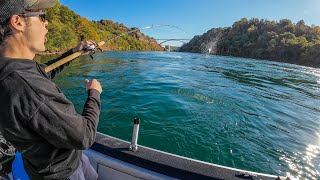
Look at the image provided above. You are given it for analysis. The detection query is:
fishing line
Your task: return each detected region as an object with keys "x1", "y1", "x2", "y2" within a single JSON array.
[
  {"x1": 105, "y1": 24, "x2": 187, "y2": 42},
  {"x1": 45, "y1": 24, "x2": 186, "y2": 73}
]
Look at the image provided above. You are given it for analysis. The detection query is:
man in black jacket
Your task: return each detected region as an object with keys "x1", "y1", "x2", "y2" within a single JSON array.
[{"x1": 0, "y1": 0, "x2": 102, "y2": 179}]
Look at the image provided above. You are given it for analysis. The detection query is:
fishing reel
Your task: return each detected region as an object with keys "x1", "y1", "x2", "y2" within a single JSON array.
[
  {"x1": 83, "y1": 43, "x2": 102, "y2": 59},
  {"x1": 0, "y1": 134, "x2": 15, "y2": 177},
  {"x1": 0, "y1": 138, "x2": 15, "y2": 158}
]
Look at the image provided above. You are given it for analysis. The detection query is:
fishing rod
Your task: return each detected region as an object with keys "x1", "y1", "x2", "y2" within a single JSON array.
[{"x1": 44, "y1": 25, "x2": 186, "y2": 73}]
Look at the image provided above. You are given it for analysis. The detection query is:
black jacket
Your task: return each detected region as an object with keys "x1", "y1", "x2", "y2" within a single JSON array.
[{"x1": 0, "y1": 51, "x2": 101, "y2": 180}]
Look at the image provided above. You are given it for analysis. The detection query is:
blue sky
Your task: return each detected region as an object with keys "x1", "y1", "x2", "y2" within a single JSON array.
[{"x1": 59, "y1": 0, "x2": 320, "y2": 46}]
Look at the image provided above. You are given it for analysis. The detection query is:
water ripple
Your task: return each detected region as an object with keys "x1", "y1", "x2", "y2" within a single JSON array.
[{"x1": 39, "y1": 51, "x2": 320, "y2": 179}]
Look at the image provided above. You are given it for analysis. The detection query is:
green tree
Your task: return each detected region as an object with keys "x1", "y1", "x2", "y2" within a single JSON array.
[{"x1": 44, "y1": 0, "x2": 164, "y2": 53}]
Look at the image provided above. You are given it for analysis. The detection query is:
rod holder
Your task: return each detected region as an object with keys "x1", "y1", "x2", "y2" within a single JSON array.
[{"x1": 129, "y1": 118, "x2": 140, "y2": 152}]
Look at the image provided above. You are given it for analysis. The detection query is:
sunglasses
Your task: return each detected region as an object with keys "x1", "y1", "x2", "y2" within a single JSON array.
[{"x1": 19, "y1": 11, "x2": 47, "y2": 23}]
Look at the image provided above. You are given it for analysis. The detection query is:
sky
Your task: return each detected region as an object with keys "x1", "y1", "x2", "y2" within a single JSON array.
[{"x1": 59, "y1": 0, "x2": 320, "y2": 46}]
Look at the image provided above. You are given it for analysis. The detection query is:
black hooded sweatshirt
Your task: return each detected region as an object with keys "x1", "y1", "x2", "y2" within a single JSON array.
[{"x1": 0, "y1": 50, "x2": 101, "y2": 180}]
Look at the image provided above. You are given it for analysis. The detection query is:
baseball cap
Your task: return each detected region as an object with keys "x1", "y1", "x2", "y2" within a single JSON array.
[{"x1": 0, "y1": 0, "x2": 56, "y2": 24}]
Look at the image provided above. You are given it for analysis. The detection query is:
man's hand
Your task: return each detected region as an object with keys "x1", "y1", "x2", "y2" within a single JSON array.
[
  {"x1": 72, "y1": 41, "x2": 98, "y2": 53},
  {"x1": 85, "y1": 79, "x2": 102, "y2": 94}
]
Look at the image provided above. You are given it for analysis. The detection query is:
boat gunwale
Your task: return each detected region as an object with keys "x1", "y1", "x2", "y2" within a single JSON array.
[{"x1": 91, "y1": 132, "x2": 283, "y2": 180}]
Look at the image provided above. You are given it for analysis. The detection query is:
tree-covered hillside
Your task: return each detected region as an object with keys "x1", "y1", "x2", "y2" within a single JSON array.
[
  {"x1": 45, "y1": 0, "x2": 164, "y2": 52},
  {"x1": 179, "y1": 18, "x2": 320, "y2": 67}
]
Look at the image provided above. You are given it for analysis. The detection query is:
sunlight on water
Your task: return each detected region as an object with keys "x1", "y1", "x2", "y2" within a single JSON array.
[
  {"x1": 280, "y1": 139, "x2": 320, "y2": 179},
  {"x1": 304, "y1": 67, "x2": 320, "y2": 85}
]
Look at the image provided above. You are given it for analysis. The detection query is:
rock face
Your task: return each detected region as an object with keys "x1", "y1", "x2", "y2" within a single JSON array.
[{"x1": 179, "y1": 28, "x2": 224, "y2": 54}]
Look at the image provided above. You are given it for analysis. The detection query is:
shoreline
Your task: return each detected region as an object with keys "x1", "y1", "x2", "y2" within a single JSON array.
[
  {"x1": 36, "y1": 48, "x2": 166, "y2": 56},
  {"x1": 37, "y1": 51, "x2": 64, "y2": 56}
]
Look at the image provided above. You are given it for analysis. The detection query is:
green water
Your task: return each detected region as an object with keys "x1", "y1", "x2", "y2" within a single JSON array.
[{"x1": 38, "y1": 51, "x2": 320, "y2": 179}]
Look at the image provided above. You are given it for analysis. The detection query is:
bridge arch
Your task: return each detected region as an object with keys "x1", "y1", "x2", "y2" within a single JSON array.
[
  {"x1": 159, "y1": 40, "x2": 188, "y2": 45},
  {"x1": 156, "y1": 39, "x2": 190, "y2": 45}
]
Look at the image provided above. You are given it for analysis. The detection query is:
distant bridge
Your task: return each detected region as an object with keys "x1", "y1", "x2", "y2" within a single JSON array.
[{"x1": 156, "y1": 39, "x2": 191, "y2": 45}]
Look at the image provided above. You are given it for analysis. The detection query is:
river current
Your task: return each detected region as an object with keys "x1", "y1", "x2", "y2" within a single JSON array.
[{"x1": 39, "y1": 51, "x2": 320, "y2": 179}]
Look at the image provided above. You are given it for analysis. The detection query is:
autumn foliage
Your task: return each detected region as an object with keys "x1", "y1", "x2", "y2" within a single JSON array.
[{"x1": 45, "y1": 0, "x2": 164, "y2": 52}]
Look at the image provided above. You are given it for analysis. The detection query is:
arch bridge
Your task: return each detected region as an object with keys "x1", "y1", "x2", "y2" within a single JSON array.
[{"x1": 156, "y1": 39, "x2": 191, "y2": 45}]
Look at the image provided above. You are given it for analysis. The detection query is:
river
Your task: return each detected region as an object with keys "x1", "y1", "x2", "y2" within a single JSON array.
[{"x1": 38, "y1": 51, "x2": 320, "y2": 179}]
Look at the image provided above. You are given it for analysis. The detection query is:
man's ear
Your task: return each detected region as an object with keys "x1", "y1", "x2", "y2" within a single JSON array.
[{"x1": 9, "y1": 15, "x2": 26, "y2": 32}]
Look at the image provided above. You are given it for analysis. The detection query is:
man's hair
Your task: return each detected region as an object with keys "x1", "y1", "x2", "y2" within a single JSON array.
[
  {"x1": 0, "y1": 16, "x2": 33, "y2": 45},
  {"x1": 0, "y1": 19, "x2": 13, "y2": 45}
]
